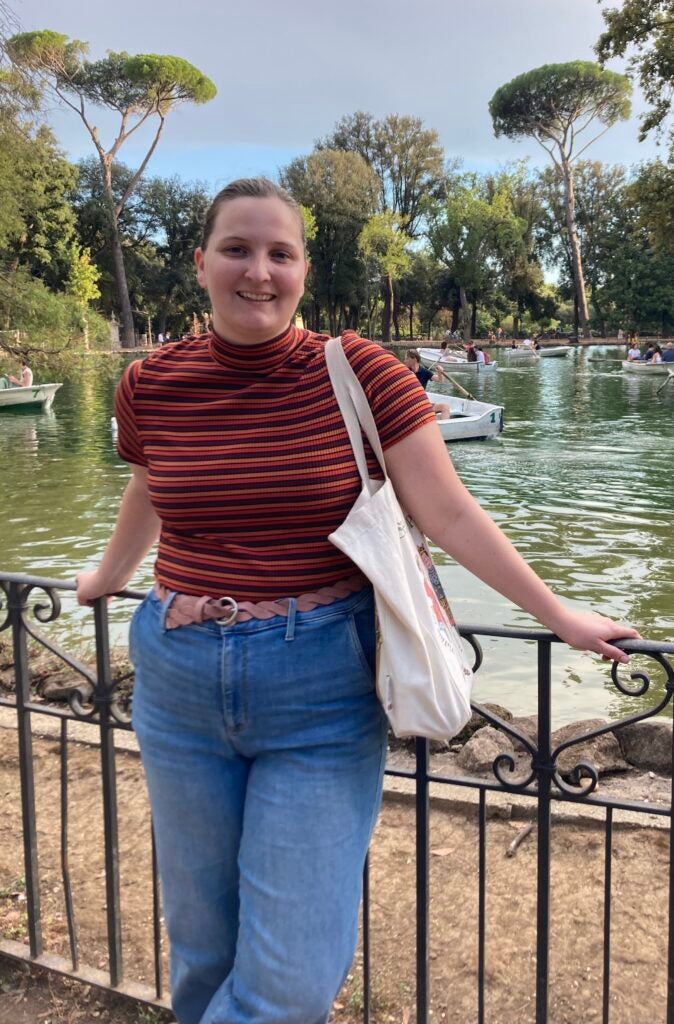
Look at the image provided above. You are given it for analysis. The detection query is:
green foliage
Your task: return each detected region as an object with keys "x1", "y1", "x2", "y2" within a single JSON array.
[
  {"x1": 8, "y1": 33, "x2": 216, "y2": 111},
  {"x1": 65, "y1": 242, "x2": 101, "y2": 305},
  {"x1": 124, "y1": 54, "x2": 217, "y2": 105},
  {"x1": 0, "y1": 270, "x2": 110, "y2": 356},
  {"x1": 596, "y1": 0, "x2": 674, "y2": 143},
  {"x1": 318, "y1": 111, "x2": 445, "y2": 235},
  {"x1": 358, "y1": 213, "x2": 411, "y2": 280},
  {"x1": 281, "y1": 149, "x2": 379, "y2": 332},
  {"x1": 490, "y1": 61, "x2": 631, "y2": 158},
  {"x1": 7, "y1": 29, "x2": 87, "y2": 75}
]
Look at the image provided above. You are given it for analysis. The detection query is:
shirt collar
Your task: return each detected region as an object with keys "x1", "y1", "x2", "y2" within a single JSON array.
[{"x1": 209, "y1": 324, "x2": 303, "y2": 372}]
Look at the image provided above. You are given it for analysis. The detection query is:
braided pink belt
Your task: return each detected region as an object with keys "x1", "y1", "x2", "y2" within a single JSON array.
[{"x1": 154, "y1": 573, "x2": 369, "y2": 629}]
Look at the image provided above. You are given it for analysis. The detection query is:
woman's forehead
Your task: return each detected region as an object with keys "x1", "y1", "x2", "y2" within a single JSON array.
[{"x1": 212, "y1": 197, "x2": 302, "y2": 240}]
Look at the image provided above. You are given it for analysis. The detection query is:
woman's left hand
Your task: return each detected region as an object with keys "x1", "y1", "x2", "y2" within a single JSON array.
[{"x1": 549, "y1": 609, "x2": 641, "y2": 664}]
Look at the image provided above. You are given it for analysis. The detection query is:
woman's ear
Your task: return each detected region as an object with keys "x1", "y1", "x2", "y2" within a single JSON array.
[{"x1": 194, "y1": 248, "x2": 205, "y2": 287}]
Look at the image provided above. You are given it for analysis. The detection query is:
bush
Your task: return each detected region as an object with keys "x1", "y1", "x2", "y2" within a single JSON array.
[{"x1": 0, "y1": 270, "x2": 111, "y2": 358}]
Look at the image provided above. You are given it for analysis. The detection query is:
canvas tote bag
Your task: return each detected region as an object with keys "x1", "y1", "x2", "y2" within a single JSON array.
[{"x1": 325, "y1": 337, "x2": 474, "y2": 740}]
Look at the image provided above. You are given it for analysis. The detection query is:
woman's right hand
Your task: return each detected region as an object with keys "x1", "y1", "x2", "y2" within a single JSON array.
[{"x1": 76, "y1": 569, "x2": 117, "y2": 607}]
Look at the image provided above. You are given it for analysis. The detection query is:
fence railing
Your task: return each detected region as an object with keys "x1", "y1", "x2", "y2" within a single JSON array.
[{"x1": 1, "y1": 571, "x2": 673, "y2": 1023}]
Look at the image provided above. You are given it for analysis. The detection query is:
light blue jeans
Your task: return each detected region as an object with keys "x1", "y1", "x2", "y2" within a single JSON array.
[{"x1": 129, "y1": 586, "x2": 387, "y2": 1024}]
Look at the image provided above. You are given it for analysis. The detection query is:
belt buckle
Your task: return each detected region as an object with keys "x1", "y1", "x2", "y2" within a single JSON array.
[{"x1": 215, "y1": 596, "x2": 239, "y2": 625}]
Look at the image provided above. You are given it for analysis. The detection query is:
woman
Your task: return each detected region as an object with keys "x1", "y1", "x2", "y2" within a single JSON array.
[{"x1": 77, "y1": 178, "x2": 637, "y2": 1024}]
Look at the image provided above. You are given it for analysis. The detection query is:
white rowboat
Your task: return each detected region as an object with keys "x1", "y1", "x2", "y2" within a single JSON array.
[
  {"x1": 621, "y1": 360, "x2": 672, "y2": 376},
  {"x1": 0, "y1": 382, "x2": 62, "y2": 411},
  {"x1": 426, "y1": 390, "x2": 504, "y2": 442},
  {"x1": 538, "y1": 346, "x2": 571, "y2": 358},
  {"x1": 417, "y1": 348, "x2": 497, "y2": 373}
]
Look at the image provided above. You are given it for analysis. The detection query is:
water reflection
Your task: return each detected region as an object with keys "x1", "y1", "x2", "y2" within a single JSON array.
[{"x1": 1, "y1": 347, "x2": 672, "y2": 725}]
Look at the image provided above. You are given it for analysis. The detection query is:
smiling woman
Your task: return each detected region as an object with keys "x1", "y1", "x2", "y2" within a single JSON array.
[
  {"x1": 194, "y1": 179, "x2": 308, "y2": 344},
  {"x1": 75, "y1": 176, "x2": 638, "y2": 1024}
]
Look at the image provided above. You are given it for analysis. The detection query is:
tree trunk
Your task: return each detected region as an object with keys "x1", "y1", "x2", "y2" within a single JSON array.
[
  {"x1": 100, "y1": 161, "x2": 135, "y2": 347},
  {"x1": 381, "y1": 273, "x2": 394, "y2": 343},
  {"x1": 451, "y1": 300, "x2": 460, "y2": 333},
  {"x1": 459, "y1": 286, "x2": 471, "y2": 342},
  {"x1": 513, "y1": 312, "x2": 520, "y2": 338},
  {"x1": 409, "y1": 305, "x2": 414, "y2": 340},
  {"x1": 471, "y1": 298, "x2": 477, "y2": 338},
  {"x1": 109, "y1": 225, "x2": 136, "y2": 346},
  {"x1": 561, "y1": 159, "x2": 591, "y2": 339}
]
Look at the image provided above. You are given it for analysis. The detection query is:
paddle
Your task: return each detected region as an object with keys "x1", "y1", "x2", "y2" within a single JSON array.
[
  {"x1": 435, "y1": 363, "x2": 476, "y2": 401},
  {"x1": 656, "y1": 369, "x2": 674, "y2": 394}
]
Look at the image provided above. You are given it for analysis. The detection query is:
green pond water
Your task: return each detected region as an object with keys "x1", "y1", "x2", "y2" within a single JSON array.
[{"x1": 1, "y1": 345, "x2": 672, "y2": 726}]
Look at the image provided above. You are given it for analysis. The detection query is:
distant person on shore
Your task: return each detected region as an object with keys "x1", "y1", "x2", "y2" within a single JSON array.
[
  {"x1": 9, "y1": 365, "x2": 33, "y2": 387},
  {"x1": 157, "y1": 332, "x2": 164, "y2": 345},
  {"x1": 626, "y1": 342, "x2": 641, "y2": 361},
  {"x1": 617, "y1": 328, "x2": 624, "y2": 341},
  {"x1": 663, "y1": 342, "x2": 674, "y2": 363}
]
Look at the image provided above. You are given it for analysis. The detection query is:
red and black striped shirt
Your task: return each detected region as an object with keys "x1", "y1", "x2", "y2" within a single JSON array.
[{"x1": 115, "y1": 326, "x2": 436, "y2": 599}]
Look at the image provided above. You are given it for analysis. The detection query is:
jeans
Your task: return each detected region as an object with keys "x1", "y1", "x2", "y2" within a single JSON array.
[{"x1": 129, "y1": 585, "x2": 388, "y2": 1024}]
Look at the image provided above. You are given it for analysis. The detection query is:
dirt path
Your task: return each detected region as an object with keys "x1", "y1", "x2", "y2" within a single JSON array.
[{"x1": 0, "y1": 731, "x2": 670, "y2": 1024}]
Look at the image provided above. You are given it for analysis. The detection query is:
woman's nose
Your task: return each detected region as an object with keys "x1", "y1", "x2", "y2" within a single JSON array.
[{"x1": 244, "y1": 254, "x2": 271, "y2": 281}]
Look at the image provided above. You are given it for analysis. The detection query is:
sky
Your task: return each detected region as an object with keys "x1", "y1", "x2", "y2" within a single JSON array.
[{"x1": 9, "y1": 0, "x2": 664, "y2": 190}]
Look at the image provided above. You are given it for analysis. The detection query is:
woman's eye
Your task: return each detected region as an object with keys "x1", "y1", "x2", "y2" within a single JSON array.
[
  {"x1": 223, "y1": 245, "x2": 246, "y2": 255},
  {"x1": 272, "y1": 251, "x2": 291, "y2": 261}
]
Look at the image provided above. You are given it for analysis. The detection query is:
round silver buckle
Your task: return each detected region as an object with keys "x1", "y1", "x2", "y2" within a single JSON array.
[{"x1": 215, "y1": 596, "x2": 239, "y2": 625}]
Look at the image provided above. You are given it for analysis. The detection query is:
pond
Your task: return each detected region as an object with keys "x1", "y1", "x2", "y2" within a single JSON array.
[{"x1": 1, "y1": 345, "x2": 672, "y2": 725}]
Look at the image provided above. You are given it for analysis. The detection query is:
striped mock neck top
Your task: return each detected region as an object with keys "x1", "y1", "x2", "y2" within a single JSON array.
[{"x1": 115, "y1": 326, "x2": 436, "y2": 600}]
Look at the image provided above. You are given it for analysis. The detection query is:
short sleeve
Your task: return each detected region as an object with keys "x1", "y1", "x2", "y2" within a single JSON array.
[
  {"x1": 340, "y1": 332, "x2": 437, "y2": 449},
  {"x1": 114, "y1": 360, "x2": 147, "y2": 466}
]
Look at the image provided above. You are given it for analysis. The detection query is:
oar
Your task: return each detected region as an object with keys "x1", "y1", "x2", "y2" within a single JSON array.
[
  {"x1": 656, "y1": 369, "x2": 674, "y2": 394},
  {"x1": 436, "y1": 364, "x2": 475, "y2": 401}
]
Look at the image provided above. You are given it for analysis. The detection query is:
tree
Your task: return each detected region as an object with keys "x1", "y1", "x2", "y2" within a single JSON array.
[
  {"x1": 136, "y1": 175, "x2": 211, "y2": 334},
  {"x1": 489, "y1": 61, "x2": 631, "y2": 338},
  {"x1": 597, "y1": 0, "x2": 674, "y2": 146},
  {"x1": 64, "y1": 241, "x2": 101, "y2": 349},
  {"x1": 281, "y1": 150, "x2": 378, "y2": 334},
  {"x1": 8, "y1": 30, "x2": 216, "y2": 345},
  {"x1": 426, "y1": 174, "x2": 524, "y2": 342},
  {"x1": 319, "y1": 111, "x2": 445, "y2": 236},
  {"x1": 357, "y1": 213, "x2": 411, "y2": 342}
]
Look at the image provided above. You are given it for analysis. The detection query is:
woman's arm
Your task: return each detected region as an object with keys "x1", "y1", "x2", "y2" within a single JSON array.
[
  {"x1": 76, "y1": 465, "x2": 160, "y2": 604},
  {"x1": 384, "y1": 423, "x2": 639, "y2": 662}
]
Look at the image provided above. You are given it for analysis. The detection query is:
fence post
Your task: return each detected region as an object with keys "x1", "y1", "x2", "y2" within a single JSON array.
[
  {"x1": 9, "y1": 581, "x2": 43, "y2": 957},
  {"x1": 535, "y1": 639, "x2": 552, "y2": 1024},
  {"x1": 93, "y1": 596, "x2": 123, "y2": 987}
]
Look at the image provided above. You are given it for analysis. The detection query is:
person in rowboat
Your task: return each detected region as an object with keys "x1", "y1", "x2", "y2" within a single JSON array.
[
  {"x1": 76, "y1": 177, "x2": 639, "y2": 1024},
  {"x1": 404, "y1": 350, "x2": 451, "y2": 419},
  {"x1": 663, "y1": 342, "x2": 674, "y2": 363},
  {"x1": 626, "y1": 341, "x2": 642, "y2": 361},
  {"x1": 8, "y1": 365, "x2": 33, "y2": 387}
]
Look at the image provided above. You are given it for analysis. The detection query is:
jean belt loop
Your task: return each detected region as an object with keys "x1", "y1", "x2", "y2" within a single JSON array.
[
  {"x1": 285, "y1": 597, "x2": 297, "y2": 642},
  {"x1": 159, "y1": 590, "x2": 178, "y2": 633}
]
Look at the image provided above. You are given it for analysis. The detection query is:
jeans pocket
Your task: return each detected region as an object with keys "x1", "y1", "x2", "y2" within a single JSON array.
[{"x1": 348, "y1": 603, "x2": 377, "y2": 680}]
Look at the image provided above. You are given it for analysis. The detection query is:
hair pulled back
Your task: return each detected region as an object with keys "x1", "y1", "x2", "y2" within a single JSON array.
[{"x1": 201, "y1": 177, "x2": 305, "y2": 250}]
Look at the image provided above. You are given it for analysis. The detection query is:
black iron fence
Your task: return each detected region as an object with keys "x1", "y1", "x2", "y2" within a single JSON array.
[{"x1": 1, "y1": 571, "x2": 673, "y2": 1023}]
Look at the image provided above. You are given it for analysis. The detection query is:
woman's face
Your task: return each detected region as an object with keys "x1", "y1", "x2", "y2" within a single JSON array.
[{"x1": 195, "y1": 196, "x2": 308, "y2": 344}]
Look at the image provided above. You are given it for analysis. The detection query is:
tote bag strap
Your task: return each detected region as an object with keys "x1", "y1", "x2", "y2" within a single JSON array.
[{"x1": 325, "y1": 337, "x2": 388, "y2": 489}]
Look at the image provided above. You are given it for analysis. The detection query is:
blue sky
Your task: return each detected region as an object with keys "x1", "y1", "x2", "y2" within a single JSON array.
[{"x1": 12, "y1": 0, "x2": 664, "y2": 189}]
